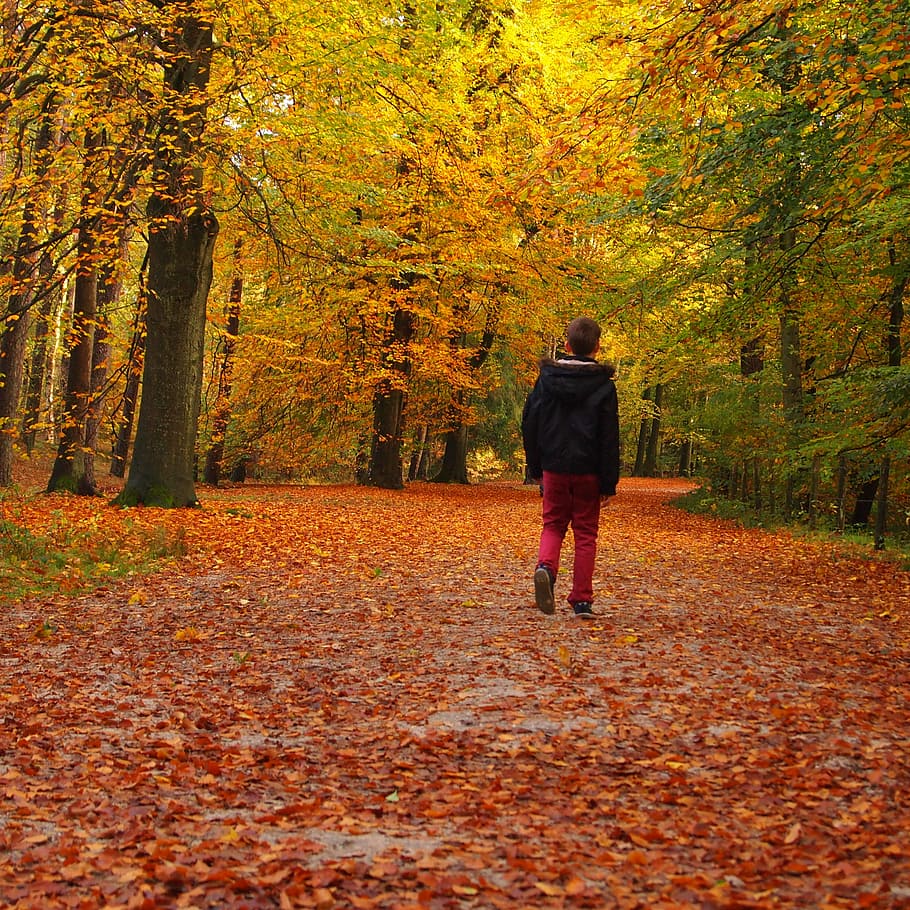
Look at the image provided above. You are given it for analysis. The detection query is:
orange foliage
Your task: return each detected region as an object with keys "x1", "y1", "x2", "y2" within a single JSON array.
[{"x1": 1, "y1": 479, "x2": 909, "y2": 907}]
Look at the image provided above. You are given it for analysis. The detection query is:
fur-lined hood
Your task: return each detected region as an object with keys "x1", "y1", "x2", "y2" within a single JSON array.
[{"x1": 535, "y1": 356, "x2": 617, "y2": 405}]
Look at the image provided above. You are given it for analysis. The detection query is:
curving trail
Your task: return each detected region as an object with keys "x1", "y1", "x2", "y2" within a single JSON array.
[{"x1": 2, "y1": 478, "x2": 909, "y2": 909}]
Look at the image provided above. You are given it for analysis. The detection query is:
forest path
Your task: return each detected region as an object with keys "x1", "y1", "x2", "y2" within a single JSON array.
[{"x1": 2, "y1": 478, "x2": 910, "y2": 909}]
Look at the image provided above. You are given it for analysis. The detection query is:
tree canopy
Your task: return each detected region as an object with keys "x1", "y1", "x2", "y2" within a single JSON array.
[{"x1": 0, "y1": 0, "x2": 907, "y2": 530}]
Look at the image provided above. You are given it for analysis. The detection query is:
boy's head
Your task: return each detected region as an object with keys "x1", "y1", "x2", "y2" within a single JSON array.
[{"x1": 565, "y1": 316, "x2": 601, "y2": 357}]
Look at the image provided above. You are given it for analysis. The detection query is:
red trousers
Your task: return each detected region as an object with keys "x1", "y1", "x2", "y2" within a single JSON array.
[{"x1": 538, "y1": 471, "x2": 601, "y2": 604}]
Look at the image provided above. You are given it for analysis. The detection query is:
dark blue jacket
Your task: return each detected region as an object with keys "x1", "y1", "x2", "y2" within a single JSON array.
[{"x1": 521, "y1": 356, "x2": 620, "y2": 495}]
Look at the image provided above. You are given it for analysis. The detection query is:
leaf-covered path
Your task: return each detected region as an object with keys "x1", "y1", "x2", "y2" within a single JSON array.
[{"x1": 3, "y1": 479, "x2": 909, "y2": 909}]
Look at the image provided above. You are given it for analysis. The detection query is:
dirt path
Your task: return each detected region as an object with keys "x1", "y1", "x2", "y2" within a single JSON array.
[{"x1": 2, "y1": 479, "x2": 909, "y2": 909}]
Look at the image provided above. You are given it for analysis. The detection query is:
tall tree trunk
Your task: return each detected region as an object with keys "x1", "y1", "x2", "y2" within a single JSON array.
[
  {"x1": 21, "y1": 169, "x2": 68, "y2": 455},
  {"x1": 850, "y1": 476, "x2": 879, "y2": 528},
  {"x1": 869, "y1": 240, "x2": 905, "y2": 547},
  {"x1": 779, "y1": 225, "x2": 803, "y2": 519},
  {"x1": 779, "y1": 231, "x2": 804, "y2": 429},
  {"x1": 368, "y1": 304, "x2": 415, "y2": 489},
  {"x1": 407, "y1": 424, "x2": 429, "y2": 481},
  {"x1": 642, "y1": 382, "x2": 664, "y2": 477},
  {"x1": 203, "y1": 239, "x2": 243, "y2": 485},
  {"x1": 835, "y1": 456, "x2": 848, "y2": 531},
  {"x1": 874, "y1": 456, "x2": 890, "y2": 551},
  {"x1": 80, "y1": 311, "x2": 110, "y2": 496},
  {"x1": 847, "y1": 237, "x2": 905, "y2": 526},
  {"x1": 81, "y1": 224, "x2": 132, "y2": 493},
  {"x1": 110, "y1": 263, "x2": 148, "y2": 478},
  {"x1": 678, "y1": 438, "x2": 692, "y2": 476},
  {"x1": 0, "y1": 100, "x2": 56, "y2": 485},
  {"x1": 435, "y1": 421, "x2": 470, "y2": 484},
  {"x1": 886, "y1": 237, "x2": 906, "y2": 367},
  {"x1": 47, "y1": 131, "x2": 102, "y2": 494},
  {"x1": 633, "y1": 387, "x2": 651, "y2": 476},
  {"x1": 20, "y1": 258, "x2": 61, "y2": 455},
  {"x1": 117, "y1": 15, "x2": 218, "y2": 507},
  {"x1": 432, "y1": 302, "x2": 497, "y2": 484},
  {"x1": 740, "y1": 297, "x2": 765, "y2": 510}
]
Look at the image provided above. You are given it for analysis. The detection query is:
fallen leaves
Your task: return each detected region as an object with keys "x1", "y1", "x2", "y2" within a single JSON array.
[{"x1": 1, "y1": 479, "x2": 909, "y2": 908}]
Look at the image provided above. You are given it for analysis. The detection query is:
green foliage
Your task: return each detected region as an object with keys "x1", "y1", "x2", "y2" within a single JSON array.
[
  {"x1": 675, "y1": 481, "x2": 910, "y2": 567},
  {"x1": 672, "y1": 487, "x2": 769, "y2": 529}
]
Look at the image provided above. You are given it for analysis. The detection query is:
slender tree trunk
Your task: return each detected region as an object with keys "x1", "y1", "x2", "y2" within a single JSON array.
[
  {"x1": 81, "y1": 245, "x2": 126, "y2": 494},
  {"x1": 779, "y1": 263, "x2": 804, "y2": 427},
  {"x1": 678, "y1": 438, "x2": 692, "y2": 476},
  {"x1": 22, "y1": 170, "x2": 68, "y2": 455},
  {"x1": 79, "y1": 312, "x2": 110, "y2": 496},
  {"x1": 874, "y1": 456, "x2": 890, "y2": 551},
  {"x1": 117, "y1": 15, "x2": 218, "y2": 507},
  {"x1": 779, "y1": 223, "x2": 804, "y2": 522},
  {"x1": 47, "y1": 131, "x2": 101, "y2": 494},
  {"x1": 416, "y1": 434, "x2": 431, "y2": 480},
  {"x1": 835, "y1": 456, "x2": 847, "y2": 532},
  {"x1": 870, "y1": 241, "x2": 904, "y2": 548},
  {"x1": 432, "y1": 303, "x2": 497, "y2": 484},
  {"x1": 0, "y1": 101, "x2": 56, "y2": 484},
  {"x1": 110, "y1": 268, "x2": 147, "y2": 477},
  {"x1": 847, "y1": 238, "x2": 904, "y2": 526},
  {"x1": 0, "y1": 284, "x2": 32, "y2": 485},
  {"x1": 203, "y1": 239, "x2": 243, "y2": 485},
  {"x1": 886, "y1": 237, "x2": 905, "y2": 367},
  {"x1": 642, "y1": 382, "x2": 663, "y2": 477},
  {"x1": 633, "y1": 387, "x2": 651, "y2": 476},
  {"x1": 20, "y1": 261, "x2": 61, "y2": 455},
  {"x1": 408, "y1": 425, "x2": 429, "y2": 481},
  {"x1": 808, "y1": 454, "x2": 820, "y2": 530}
]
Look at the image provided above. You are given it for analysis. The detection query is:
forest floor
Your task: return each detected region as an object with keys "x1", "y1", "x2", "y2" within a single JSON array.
[{"x1": 2, "y1": 476, "x2": 910, "y2": 909}]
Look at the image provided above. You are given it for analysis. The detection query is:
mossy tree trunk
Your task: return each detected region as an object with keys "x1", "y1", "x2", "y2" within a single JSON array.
[{"x1": 117, "y1": 14, "x2": 218, "y2": 507}]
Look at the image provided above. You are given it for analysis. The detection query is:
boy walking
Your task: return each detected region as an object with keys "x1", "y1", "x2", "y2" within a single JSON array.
[{"x1": 521, "y1": 317, "x2": 620, "y2": 618}]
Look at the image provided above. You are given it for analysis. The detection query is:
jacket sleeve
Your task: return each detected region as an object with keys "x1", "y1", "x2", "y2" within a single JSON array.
[
  {"x1": 599, "y1": 381, "x2": 620, "y2": 495},
  {"x1": 521, "y1": 384, "x2": 542, "y2": 480}
]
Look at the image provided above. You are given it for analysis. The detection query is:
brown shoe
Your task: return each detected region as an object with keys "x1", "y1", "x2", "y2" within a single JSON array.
[{"x1": 534, "y1": 566, "x2": 556, "y2": 615}]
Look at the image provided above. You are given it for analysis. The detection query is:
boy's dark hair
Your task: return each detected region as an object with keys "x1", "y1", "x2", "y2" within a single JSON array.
[{"x1": 566, "y1": 316, "x2": 601, "y2": 357}]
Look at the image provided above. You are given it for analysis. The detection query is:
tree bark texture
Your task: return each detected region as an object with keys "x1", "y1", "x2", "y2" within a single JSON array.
[
  {"x1": 642, "y1": 382, "x2": 664, "y2": 477},
  {"x1": 203, "y1": 240, "x2": 243, "y2": 485},
  {"x1": 368, "y1": 306, "x2": 415, "y2": 490},
  {"x1": 48, "y1": 133, "x2": 101, "y2": 494},
  {"x1": 0, "y1": 103, "x2": 55, "y2": 484},
  {"x1": 633, "y1": 387, "x2": 651, "y2": 477},
  {"x1": 120, "y1": 205, "x2": 218, "y2": 505},
  {"x1": 110, "y1": 273, "x2": 147, "y2": 478},
  {"x1": 118, "y1": 15, "x2": 218, "y2": 507},
  {"x1": 433, "y1": 304, "x2": 497, "y2": 484},
  {"x1": 20, "y1": 253, "x2": 60, "y2": 455},
  {"x1": 435, "y1": 422, "x2": 469, "y2": 484}
]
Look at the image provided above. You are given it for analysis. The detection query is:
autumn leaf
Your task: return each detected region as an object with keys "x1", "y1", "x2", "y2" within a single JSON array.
[{"x1": 1, "y1": 478, "x2": 908, "y2": 910}]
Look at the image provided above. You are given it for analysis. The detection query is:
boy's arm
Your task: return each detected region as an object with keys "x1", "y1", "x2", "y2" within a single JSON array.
[
  {"x1": 521, "y1": 386, "x2": 543, "y2": 480},
  {"x1": 598, "y1": 383, "x2": 620, "y2": 495}
]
